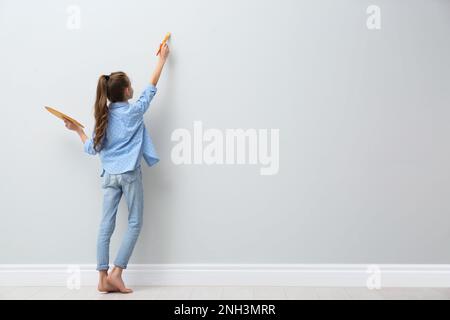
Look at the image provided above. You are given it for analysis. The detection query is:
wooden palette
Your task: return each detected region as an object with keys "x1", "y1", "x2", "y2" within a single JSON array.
[{"x1": 45, "y1": 106, "x2": 85, "y2": 128}]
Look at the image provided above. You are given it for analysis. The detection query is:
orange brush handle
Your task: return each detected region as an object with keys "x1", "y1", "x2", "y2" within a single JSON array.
[
  {"x1": 156, "y1": 32, "x2": 171, "y2": 56},
  {"x1": 156, "y1": 43, "x2": 163, "y2": 56}
]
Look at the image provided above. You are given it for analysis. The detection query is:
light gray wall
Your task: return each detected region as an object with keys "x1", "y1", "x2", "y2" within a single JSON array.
[{"x1": 1, "y1": 0, "x2": 449, "y2": 264}]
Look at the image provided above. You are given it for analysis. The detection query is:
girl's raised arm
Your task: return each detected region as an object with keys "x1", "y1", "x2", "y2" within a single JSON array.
[{"x1": 150, "y1": 43, "x2": 170, "y2": 86}]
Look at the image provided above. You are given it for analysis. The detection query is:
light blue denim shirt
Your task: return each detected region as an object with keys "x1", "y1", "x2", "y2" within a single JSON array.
[{"x1": 83, "y1": 84, "x2": 160, "y2": 176}]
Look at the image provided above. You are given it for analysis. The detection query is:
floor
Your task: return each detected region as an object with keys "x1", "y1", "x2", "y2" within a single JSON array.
[{"x1": 1, "y1": 286, "x2": 450, "y2": 300}]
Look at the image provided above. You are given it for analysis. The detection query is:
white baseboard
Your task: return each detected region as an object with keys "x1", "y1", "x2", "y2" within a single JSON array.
[{"x1": 1, "y1": 264, "x2": 450, "y2": 287}]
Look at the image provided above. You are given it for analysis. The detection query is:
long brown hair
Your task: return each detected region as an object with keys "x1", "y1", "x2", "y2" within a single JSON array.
[{"x1": 93, "y1": 71, "x2": 130, "y2": 152}]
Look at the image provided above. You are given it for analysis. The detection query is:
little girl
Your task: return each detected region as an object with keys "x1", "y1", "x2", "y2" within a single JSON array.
[{"x1": 64, "y1": 43, "x2": 170, "y2": 293}]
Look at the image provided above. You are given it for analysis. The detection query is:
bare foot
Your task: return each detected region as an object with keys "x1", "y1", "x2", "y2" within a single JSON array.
[
  {"x1": 107, "y1": 267, "x2": 133, "y2": 293},
  {"x1": 97, "y1": 271, "x2": 119, "y2": 293}
]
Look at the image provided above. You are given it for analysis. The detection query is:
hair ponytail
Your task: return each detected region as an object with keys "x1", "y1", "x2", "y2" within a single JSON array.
[
  {"x1": 92, "y1": 72, "x2": 130, "y2": 152},
  {"x1": 93, "y1": 75, "x2": 110, "y2": 152}
]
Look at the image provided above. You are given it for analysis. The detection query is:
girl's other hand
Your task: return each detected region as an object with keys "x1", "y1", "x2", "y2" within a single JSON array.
[
  {"x1": 64, "y1": 118, "x2": 79, "y2": 132},
  {"x1": 160, "y1": 43, "x2": 170, "y2": 60}
]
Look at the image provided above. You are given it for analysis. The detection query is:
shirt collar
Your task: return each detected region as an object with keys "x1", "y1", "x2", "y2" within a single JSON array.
[{"x1": 109, "y1": 101, "x2": 129, "y2": 109}]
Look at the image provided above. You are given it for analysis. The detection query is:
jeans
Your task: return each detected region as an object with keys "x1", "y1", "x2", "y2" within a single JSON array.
[{"x1": 96, "y1": 165, "x2": 144, "y2": 271}]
